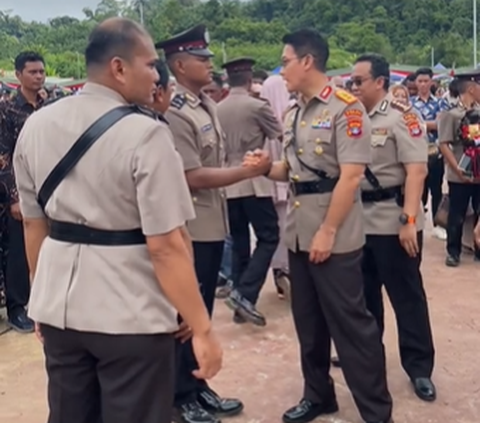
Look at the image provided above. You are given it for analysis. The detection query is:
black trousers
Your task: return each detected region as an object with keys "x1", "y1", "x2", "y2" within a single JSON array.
[
  {"x1": 5, "y1": 215, "x2": 30, "y2": 317},
  {"x1": 42, "y1": 325, "x2": 175, "y2": 423},
  {"x1": 362, "y1": 233, "x2": 435, "y2": 380},
  {"x1": 289, "y1": 248, "x2": 392, "y2": 423},
  {"x1": 447, "y1": 182, "x2": 480, "y2": 259},
  {"x1": 0, "y1": 208, "x2": 8, "y2": 304},
  {"x1": 227, "y1": 196, "x2": 279, "y2": 304},
  {"x1": 175, "y1": 241, "x2": 224, "y2": 405},
  {"x1": 422, "y1": 156, "x2": 444, "y2": 224}
]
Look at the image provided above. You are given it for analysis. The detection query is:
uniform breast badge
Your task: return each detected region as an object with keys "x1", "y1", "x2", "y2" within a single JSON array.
[{"x1": 311, "y1": 110, "x2": 332, "y2": 129}]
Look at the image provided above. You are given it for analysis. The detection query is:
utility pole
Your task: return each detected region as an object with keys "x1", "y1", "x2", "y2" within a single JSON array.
[
  {"x1": 474, "y1": 0, "x2": 478, "y2": 67},
  {"x1": 138, "y1": 0, "x2": 144, "y2": 25}
]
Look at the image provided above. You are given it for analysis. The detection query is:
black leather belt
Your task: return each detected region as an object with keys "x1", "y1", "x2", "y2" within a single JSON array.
[
  {"x1": 49, "y1": 220, "x2": 146, "y2": 246},
  {"x1": 291, "y1": 178, "x2": 338, "y2": 196},
  {"x1": 361, "y1": 186, "x2": 402, "y2": 203}
]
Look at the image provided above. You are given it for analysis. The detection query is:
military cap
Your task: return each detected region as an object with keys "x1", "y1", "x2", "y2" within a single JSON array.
[
  {"x1": 454, "y1": 69, "x2": 480, "y2": 83},
  {"x1": 155, "y1": 24, "x2": 213, "y2": 58},
  {"x1": 221, "y1": 57, "x2": 256, "y2": 74}
]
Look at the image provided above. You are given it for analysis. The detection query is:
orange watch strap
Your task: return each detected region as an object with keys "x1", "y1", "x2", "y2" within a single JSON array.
[{"x1": 407, "y1": 215, "x2": 416, "y2": 224}]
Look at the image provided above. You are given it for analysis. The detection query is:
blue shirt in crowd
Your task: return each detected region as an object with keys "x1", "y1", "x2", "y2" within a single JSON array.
[{"x1": 411, "y1": 94, "x2": 440, "y2": 143}]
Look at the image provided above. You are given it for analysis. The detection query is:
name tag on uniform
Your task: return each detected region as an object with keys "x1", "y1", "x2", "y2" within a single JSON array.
[
  {"x1": 372, "y1": 128, "x2": 388, "y2": 135},
  {"x1": 201, "y1": 123, "x2": 213, "y2": 132}
]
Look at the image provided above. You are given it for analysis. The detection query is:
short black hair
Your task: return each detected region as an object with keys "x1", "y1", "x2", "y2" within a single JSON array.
[
  {"x1": 228, "y1": 71, "x2": 251, "y2": 88},
  {"x1": 252, "y1": 70, "x2": 268, "y2": 82},
  {"x1": 282, "y1": 29, "x2": 329, "y2": 72},
  {"x1": 85, "y1": 18, "x2": 148, "y2": 68},
  {"x1": 402, "y1": 73, "x2": 416, "y2": 85},
  {"x1": 14, "y1": 51, "x2": 44, "y2": 72},
  {"x1": 456, "y1": 79, "x2": 475, "y2": 95},
  {"x1": 155, "y1": 60, "x2": 170, "y2": 90},
  {"x1": 415, "y1": 67, "x2": 433, "y2": 79},
  {"x1": 355, "y1": 53, "x2": 390, "y2": 90},
  {"x1": 449, "y1": 79, "x2": 460, "y2": 98}
]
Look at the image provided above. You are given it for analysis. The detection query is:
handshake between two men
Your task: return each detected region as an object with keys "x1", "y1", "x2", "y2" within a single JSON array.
[{"x1": 242, "y1": 149, "x2": 273, "y2": 176}]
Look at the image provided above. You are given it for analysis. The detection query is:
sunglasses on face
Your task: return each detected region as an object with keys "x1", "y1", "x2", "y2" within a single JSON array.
[{"x1": 350, "y1": 76, "x2": 373, "y2": 87}]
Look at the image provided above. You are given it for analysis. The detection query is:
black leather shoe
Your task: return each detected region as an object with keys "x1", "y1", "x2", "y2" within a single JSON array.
[
  {"x1": 445, "y1": 255, "x2": 460, "y2": 267},
  {"x1": 412, "y1": 377, "x2": 436, "y2": 402},
  {"x1": 282, "y1": 398, "x2": 338, "y2": 423},
  {"x1": 8, "y1": 309, "x2": 34, "y2": 334},
  {"x1": 225, "y1": 290, "x2": 266, "y2": 326},
  {"x1": 232, "y1": 311, "x2": 246, "y2": 324},
  {"x1": 173, "y1": 401, "x2": 220, "y2": 423},
  {"x1": 198, "y1": 387, "x2": 244, "y2": 417},
  {"x1": 215, "y1": 280, "x2": 233, "y2": 299}
]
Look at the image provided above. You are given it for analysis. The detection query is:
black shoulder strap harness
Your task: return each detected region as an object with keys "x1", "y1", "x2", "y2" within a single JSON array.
[
  {"x1": 39, "y1": 104, "x2": 156, "y2": 246},
  {"x1": 290, "y1": 108, "x2": 333, "y2": 180},
  {"x1": 290, "y1": 107, "x2": 402, "y2": 204}
]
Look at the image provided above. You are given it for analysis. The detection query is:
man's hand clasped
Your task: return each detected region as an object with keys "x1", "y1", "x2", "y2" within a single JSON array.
[{"x1": 242, "y1": 149, "x2": 272, "y2": 176}]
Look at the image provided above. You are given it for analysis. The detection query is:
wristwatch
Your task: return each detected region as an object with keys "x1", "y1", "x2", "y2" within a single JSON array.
[{"x1": 399, "y1": 213, "x2": 416, "y2": 225}]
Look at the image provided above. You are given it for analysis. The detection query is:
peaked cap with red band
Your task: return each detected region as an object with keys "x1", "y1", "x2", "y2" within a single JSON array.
[{"x1": 155, "y1": 24, "x2": 213, "y2": 58}]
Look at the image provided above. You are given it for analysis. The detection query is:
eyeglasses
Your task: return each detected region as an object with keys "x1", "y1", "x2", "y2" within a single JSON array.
[
  {"x1": 281, "y1": 53, "x2": 318, "y2": 68},
  {"x1": 350, "y1": 76, "x2": 374, "y2": 87}
]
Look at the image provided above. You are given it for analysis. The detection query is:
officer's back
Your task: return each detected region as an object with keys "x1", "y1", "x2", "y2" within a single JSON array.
[{"x1": 12, "y1": 18, "x2": 220, "y2": 423}]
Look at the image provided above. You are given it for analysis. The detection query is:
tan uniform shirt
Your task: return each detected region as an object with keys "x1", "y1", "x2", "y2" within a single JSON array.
[
  {"x1": 438, "y1": 102, "x2": 480, "y2": 183},
  {"x1": 283, "y1": 84, "x2": 371, "y2": 254},
  {"x1": 217, "y1": 87, "x2": 282, "y2": 198},
  {"x1": 166, "y1": 84, "x2": 228, "y2": 242},
  {"x1": 361, "y1": 95, "x2": 428, "y2": 235},
  {"x1": 13, "y1": 83, "x2": 195, "y2": 335}
]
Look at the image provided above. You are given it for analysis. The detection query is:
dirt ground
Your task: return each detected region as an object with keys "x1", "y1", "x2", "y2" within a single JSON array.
[{"x1": 1, "y1": 221, "x2": 480, "y2": 423}]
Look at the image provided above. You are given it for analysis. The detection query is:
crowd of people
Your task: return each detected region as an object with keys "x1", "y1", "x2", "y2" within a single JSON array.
[{"x1": 2, "y1": 15, "x2": 480, "y2": 423}]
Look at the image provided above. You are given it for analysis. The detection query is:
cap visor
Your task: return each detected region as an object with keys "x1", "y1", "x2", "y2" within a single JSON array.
[{"x1": 189, "y1": 48, "x2": 215, "y2": 58}]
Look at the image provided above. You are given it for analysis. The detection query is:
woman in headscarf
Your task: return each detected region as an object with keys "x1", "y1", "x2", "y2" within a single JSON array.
[{"x1": 260, "y1": 74, "x2": 291, "y2": 299}]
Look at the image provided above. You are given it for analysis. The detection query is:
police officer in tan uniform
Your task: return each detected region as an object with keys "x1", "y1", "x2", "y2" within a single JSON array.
[
  {"x1": 438, "y1": 70, "x2": 480, "y2": 267},
  {"x1": 349, "y1": 53, "x2": 435, "y2": 402},
  {"x1": 156, "y1": 25, "x2": 271, "y2": 423},
  {"x1": 217, "y1": 57, "x2": 282, "y2": 326},
  {"x1": 12, "y1": 18, "x2": 222, "y2": 423},
  {"x1": 244, "y1": 29, "x2": 392, "y2": 423}
]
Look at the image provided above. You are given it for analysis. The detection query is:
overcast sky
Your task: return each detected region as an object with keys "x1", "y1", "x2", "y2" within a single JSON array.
[{"x1": 1, "y1": 0, "x2": 101, "y2": 21}]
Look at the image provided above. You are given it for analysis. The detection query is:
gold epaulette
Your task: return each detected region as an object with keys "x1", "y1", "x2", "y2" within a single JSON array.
[{"x1": 335, "y1": 89, "x2": 357, "y2": 105}]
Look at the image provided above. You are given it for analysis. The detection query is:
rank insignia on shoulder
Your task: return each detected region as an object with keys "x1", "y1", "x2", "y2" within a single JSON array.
[
  {"x1": 171, "y1": 94, "x2": 186, "y2": 110},
  {"x1": 391, "y1": 99, "x2": 411, "y2": 113},
  {"x1": 379, "y1": 100, "x2": 389, "y2": 112},
  {"x1": 335, "y1": 89, "x2": 357, "y2": 105},
  {"x1": 319, "y1": 85, "x2": 333, "y2": 100}
]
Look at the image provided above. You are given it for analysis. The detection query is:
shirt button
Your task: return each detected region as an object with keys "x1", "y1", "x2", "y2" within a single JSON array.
[
  {"x1": 300, "y1": 121, "x2": 306, "y2": 127},
  {"x1": 192, "y1": 197, "x2": 197, "y2": 202},
  {"x1": 315, "y1": 146, "x2": 323, "y2": 155},
  {"x1": 294, "y1": 201, "x2": 300, "y2": 208},
  {"x1": 315, "y1": 138, "x2": 321, "y2": 143},
  {"x1": 292, "y1": 174, "x2": 300, "y2": 181},
  {"x1": 297, "y1": 148, "x2": 303, "y2": 154}
]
